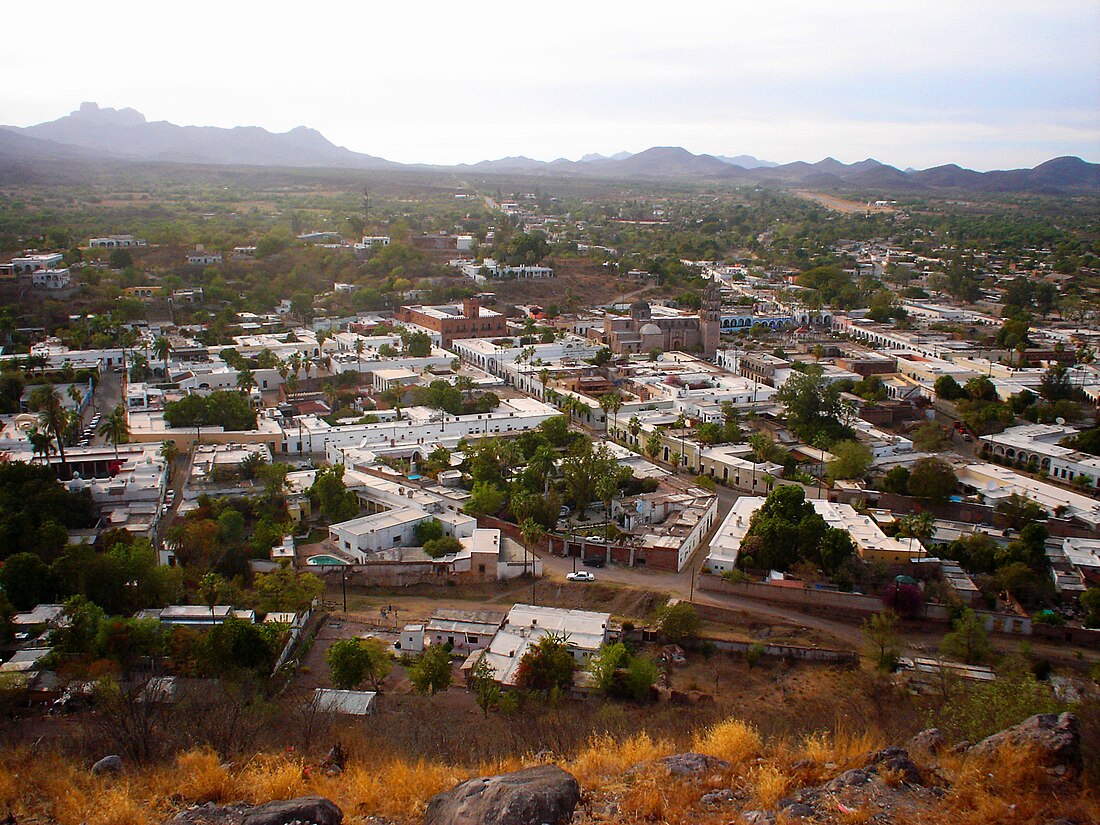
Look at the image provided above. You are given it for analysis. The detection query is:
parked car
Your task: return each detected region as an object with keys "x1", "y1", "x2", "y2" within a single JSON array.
[
  {"x1": 582, "y1": 557, "x2": 605, "y2": 568},
  {"x1": 559, "y1": 506, "x2": 570, "y2": 519},
  {"x1": 567, "y1": 571, "x2": 596, "y2": 582}
]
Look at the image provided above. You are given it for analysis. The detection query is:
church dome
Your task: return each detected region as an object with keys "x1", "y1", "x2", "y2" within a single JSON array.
[{"x1": 639, "y1": 323, "x2": 662, "y2": 336}]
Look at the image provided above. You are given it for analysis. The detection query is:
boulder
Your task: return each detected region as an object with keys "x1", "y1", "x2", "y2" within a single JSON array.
[
  {"x1": 423, "y1": 764, "x2": 580, "y2": 825},
  {"x1": 243, "y1": 797, "x2": 343, "y2": 825},
  {"x1": 658, "y1": 752, "x2": 732, "y2": 776},
  {"x1": 968, "y1": 713, "x2": 1082, "y2": 778},
  {"x1": 166, "y1": 797, "x2": 342, "y2": 825},
  {"x1": 91, "y1": 755, "x2": 123, "y2": 776},
  {"x1": 738, "y1": 812, "x2": 775, "y2": 825},
  {"x1": 779, "y1": 802, "x2": 816, "y2": 819},
  {"x1": 905, "y1": 728, "x2": 944, "y2": 762},
  {"x1": 864, "y1": 747, "x2": 923, "y2": 786}
]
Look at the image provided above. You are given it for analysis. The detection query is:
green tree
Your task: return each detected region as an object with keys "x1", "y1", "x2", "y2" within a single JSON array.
[
  {"x1": 1038, "y1": 365, "x2": 1073, "y2": 402},
  {"x1": 776, "y1": 371, "x2": 853, "y2": 444},
  {"x1": 326, "y1": 637, "x2": 393, "y2": 691},
  {"x1": 414, "y1": 518, "x2": 445, "y2": 546},
  {"x1": 940, "y1": 608, "x2": 991, "y2": 665},
  {"x1": 464, "y1": 481, "x2": 506, "y2": 517},
  {"x1": 826, "y1": 440, "x2": 873, "y2": 482},
  {"x1": 0, "y1": 552, "x2": 52, "y2": 610},
  {"x1": 654, "y1": 602, "x2": 701, "y2": 644},
  {"x1": 253, "y1": 567, "x2": 324, "y2": 613},
  {"x1": 863, "y1": 611, "x2": 901, "y2": 671},
  {"x1": 468, "y1": 655, "x2": 501, "y2": 717},
  {"x1": 910, "y1": 422, "x2": 950, "y2": 452},
  {"x1": 1081, "y1": 587, "x2": 1100, "y2": 628},
  {"x1": 514, "y1": 633, "x2": 576, "y2": 694},
  {"x1": 309, "y1": 465, "x2": 359, "y2": 523},
  {"x1": 880, "y1": 465, "x2": 910, "y2": 495},
  {"x1": 933, "y1": 375, "x2": 966, "y2": 401},
  {"x1": 423, "y1": 536, "x2": 463, "y2": 558},
  {"x1": 409, "y1": 644, "x2": 453, "y2": 695},
  {"x1": 908, "y1": 457, "x2": 957, "y2": 504}
]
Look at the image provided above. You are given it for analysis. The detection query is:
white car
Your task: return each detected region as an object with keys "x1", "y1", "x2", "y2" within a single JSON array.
[{"x1": 567, "y1": 571, "x2": 596, "y2": 583}]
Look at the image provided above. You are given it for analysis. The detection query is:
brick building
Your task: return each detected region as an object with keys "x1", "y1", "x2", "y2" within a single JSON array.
[{"x1": 396, "y1": 298, "x2": 508, "y2": 348}]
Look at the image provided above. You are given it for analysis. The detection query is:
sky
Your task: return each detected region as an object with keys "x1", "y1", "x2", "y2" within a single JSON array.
[{"x1": 2, "y1": 0, "x2": 1098, "y2": 171}]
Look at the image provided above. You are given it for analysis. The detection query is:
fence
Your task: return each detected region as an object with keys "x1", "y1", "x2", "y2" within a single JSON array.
[{"x1": 272, "y1": 600, "x2": 317, "y2": 675}]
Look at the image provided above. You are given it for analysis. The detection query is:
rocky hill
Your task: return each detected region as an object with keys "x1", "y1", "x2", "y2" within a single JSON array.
[{"x1": 1, "y1": 713, "x2": 1095, "y2": 824}]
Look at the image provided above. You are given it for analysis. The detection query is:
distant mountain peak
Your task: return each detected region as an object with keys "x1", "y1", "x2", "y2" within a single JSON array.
[
  {"x1": 7, "y1": 103, "x2": 395, "y2": 170},
  {"x1": 73, "y1": 101, "x2": 146, "y2": 126}
]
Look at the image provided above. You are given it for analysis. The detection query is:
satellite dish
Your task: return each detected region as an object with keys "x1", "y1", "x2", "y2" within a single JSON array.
[{"x1": 1055, "y1": 417, "x2": 1066, "y2": 425}]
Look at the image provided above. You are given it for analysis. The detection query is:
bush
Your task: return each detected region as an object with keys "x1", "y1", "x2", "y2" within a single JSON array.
[{"x1": 653, "y1": 603, "x2": 701, "y2": 644}]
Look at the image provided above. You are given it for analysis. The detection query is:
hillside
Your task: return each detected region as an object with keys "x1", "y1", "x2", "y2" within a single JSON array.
[{"x1": 0, "y1": 713, "x2": 1094, "y2": 824}]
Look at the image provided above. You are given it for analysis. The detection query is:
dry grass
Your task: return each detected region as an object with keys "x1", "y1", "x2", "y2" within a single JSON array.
[
  {"x1": 692, "y1": 718, "x2": 762, "y2": 764},
  {"x1": 0, "y1": 714, "x2": 1097, "y2": 825},
  {"x1": 571, "y1": 731, "x2": 674, "y2": 785},
  {"x1": 748, "y1": 763, "x2": 792, "y2": 809},
  {"x1": 798, "y1": 724, "x2": 884, "y2": 767}
]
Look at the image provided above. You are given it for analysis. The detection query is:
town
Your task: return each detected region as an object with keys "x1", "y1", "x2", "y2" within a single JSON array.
[{"x1": 1, "y1": 154, "x2": 1099, "y2": 823}]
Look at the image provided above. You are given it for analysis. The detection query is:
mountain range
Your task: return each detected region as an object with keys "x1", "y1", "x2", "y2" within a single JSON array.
[{"x1": 2, "y1": 103, "x2": 1098, "y2": 193}]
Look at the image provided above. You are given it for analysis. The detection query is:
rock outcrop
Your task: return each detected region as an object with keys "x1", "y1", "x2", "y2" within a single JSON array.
[
  {"x1": 423, "y1": 764, "x2": 580, "y2": 825},
  {"x1": 658, "y1": 752, "x2": 732, "y2": 777},
  {"x1": 967, "y1": 712, "x2": 1082, "y2": 778}
]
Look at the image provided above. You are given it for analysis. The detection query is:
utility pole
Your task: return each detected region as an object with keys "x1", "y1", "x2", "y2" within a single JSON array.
[{"x1": 362, "y1": 189, "x2": 370, "y2": 236}]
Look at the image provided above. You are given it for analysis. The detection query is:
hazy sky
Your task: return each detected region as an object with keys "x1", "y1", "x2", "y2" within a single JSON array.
[{"x1": 3, "y1": 1, "x2": 1098, "y2": 170}]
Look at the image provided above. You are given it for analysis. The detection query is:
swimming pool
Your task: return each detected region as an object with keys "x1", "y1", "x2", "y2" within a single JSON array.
[{"x1": 306, "y1": 554, "x2": 348, "y2": 566}]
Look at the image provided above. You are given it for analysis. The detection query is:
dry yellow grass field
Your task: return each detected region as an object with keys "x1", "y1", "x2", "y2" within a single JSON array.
[{"x1": 1, "y1": 719, "x2": 1096, "y2": 825}]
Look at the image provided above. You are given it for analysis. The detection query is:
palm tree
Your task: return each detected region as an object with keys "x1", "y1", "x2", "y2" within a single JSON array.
[
  {"x1": 29, "y1": 384, "x2": 68, "y2": 475},
  {"x1": 284, "y1": 373, "x2": 300, "y2": 396},
  {"x1": 519, "y1": 518, "x2": 544, "y2": 602},
  {"x1": 159, "y1": 440, "x2": 180, "y2": 465},
  {"x1": 277, "y1": 359, "x2": 290, "y2": 383},
  {"x1": 599, "y1": 392, "x2": 623, "y2": 439},
  {"x1": 99, "y1": 404, "x2": 129, "y2": 459},
  {"x1": 118, "y1": 327, "x2": 139, "y2": 379},
  {"x1": 152, "y1": 336, "x2": 172, "y2": 381},
  {"x1": 897, "y1": 512, "x2": 936, "y2": 560},
  {"x1": 288, "y1": 352, "x2": 303, "y2": 378},
  {"x1": 538, "y1": 368, "x2": 551, "y2": 398},
  {"x1": 236, "y1": 367, "x2": 256, "y2": 392},
  {"x1": 628, "y1": 416, "x2": 642, "y2": 446},
  {"x1": 27, "y1": 427, "x2": 53, "y2": 463},
  {"x1": 322, "y1": 382, "x2": 338, "y2": 412},
  {"x1": 67, "y1": 384, "x2": 83, "y2": 409},
  {"x1": 529, "y1": 444, "x2": 557, "y2": 495},
  {"x1": 354, "y1": 338, "x2": 365, "y2": 377}
]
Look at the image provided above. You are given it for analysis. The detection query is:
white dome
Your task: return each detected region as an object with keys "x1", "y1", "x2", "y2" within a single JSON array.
[{"x1": 639, "y1": 323, "x2": 662, "y2": 336}]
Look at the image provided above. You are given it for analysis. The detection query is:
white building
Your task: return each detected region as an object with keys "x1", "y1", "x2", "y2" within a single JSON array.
[
  {"x1": 957, "y1": 462, "x2": 1100, "y2": 529},
  {"x1": 981, "y1": 424, "x2": 1100, "y2": 489},
  {"x1": 89, "y1": 235, "x2": 146, "y2": 248},
  {"x1": 328, "y1": 507, "x2": 476, "y2": 562},
  {"x1": 8, "y1": 252, "x2": 64, "y2": 275},
  {"x1": 478, "y1": 604, "x2": 612, "y2": 686}
]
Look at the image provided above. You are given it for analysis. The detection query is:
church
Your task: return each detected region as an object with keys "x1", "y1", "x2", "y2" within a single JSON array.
[{"x1": 592, "y1": 282, "x2": 722, "y2": 357}]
